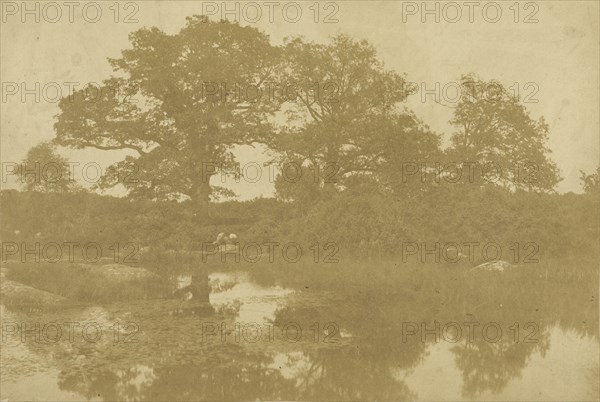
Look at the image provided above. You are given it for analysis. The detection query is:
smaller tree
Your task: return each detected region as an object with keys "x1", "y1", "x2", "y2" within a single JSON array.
[
  {"x1": 447, "y1": 74, "x2": 561, "y2": 192},
  {"x1": 580, "y1": 167, "x2": 600, "y2": 195},
  {"x1": 16, "y1": 142, "x2": 80, "y2": 193}
]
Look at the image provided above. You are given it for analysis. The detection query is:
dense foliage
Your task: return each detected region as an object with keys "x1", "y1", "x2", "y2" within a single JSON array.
[{"x1": 2, "y1": 188, "x2": 597, "y2": 266}]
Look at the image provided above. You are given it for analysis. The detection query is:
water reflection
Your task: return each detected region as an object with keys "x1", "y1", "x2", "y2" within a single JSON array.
[
  {"x1": 403, "y1": 326, "x2": 599, "y2": 400},
  {"x1": 208, "y1": 272, "x2": 293, "y2": 322},
  {"x1": 1, "y1": 268, "x2": 598, "y2": 401}
]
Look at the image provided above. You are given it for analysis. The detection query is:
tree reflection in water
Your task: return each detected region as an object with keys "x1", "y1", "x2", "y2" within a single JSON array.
[{"x1": 2, "y1": 264, "x2": 597, "y2": 401}]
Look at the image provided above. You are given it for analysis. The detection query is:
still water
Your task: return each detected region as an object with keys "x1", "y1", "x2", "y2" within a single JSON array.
[{"x1": 1, "y1": 270, "x2": 598, "y2": 401}]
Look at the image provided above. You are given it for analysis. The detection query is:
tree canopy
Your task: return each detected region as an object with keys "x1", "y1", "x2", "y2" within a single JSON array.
[
  {"x1": 274, "y1": 34, "x2": 417, "y2": 194},
  {"x1": 580, "y1": 167, "x2": 600, "y2": 195},
  {"x1": 15, "y1": 142, "x2": 80, "y2": 193},
  {"x1": 51, "y1": 18, "x2": 564, "y2": 205},
  {"x1": 55, "y1": 16, "x2": 281, "y2": 206},
  {"x1": 447, "y1": 74, "x2": 561, "y2": 192}
]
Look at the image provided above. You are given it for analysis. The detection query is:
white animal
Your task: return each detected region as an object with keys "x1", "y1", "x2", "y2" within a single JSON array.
[
  {"x1": 212, "y1": 233, "x2": 237, "y2": 245},
  {"x1": 213, "y1": 232, "x2": 227, "y2": 245}
]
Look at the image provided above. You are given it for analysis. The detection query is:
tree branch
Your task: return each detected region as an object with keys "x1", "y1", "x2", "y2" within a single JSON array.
[{"x1": 80, "y1": 141, "x2": 147, "y2": 155}]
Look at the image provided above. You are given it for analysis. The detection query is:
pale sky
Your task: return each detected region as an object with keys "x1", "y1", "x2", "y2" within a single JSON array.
[{"x1": 1, "y1": 0, "x2": 598, "y2": 198}]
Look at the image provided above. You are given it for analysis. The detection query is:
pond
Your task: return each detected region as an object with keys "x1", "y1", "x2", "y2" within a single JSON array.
[{"x1": 1, "y1": 269, "x2": 598, "y2": 401}]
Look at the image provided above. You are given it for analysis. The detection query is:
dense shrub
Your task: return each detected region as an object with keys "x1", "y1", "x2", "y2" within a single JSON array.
[{"x1": 1, "y1": 188, "x2": 598, "y2": 266}]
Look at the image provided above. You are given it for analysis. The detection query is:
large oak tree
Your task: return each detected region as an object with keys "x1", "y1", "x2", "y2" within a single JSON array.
[{"x1": 54, "y1": 16, "x2": 280, "y2": 209}]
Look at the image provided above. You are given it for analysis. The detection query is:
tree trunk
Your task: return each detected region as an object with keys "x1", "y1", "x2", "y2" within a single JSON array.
[
  {"x1": 192, "y1": 175, "x2": 213, "y2": 219},
  {"x1": 190, "y1": 271, "x2": 210, "y2": 304}
]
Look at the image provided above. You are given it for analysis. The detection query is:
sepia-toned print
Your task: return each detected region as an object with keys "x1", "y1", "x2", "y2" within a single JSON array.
[{"x1": 1, "y1": 1, "x2": 599, "y2": 401}]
